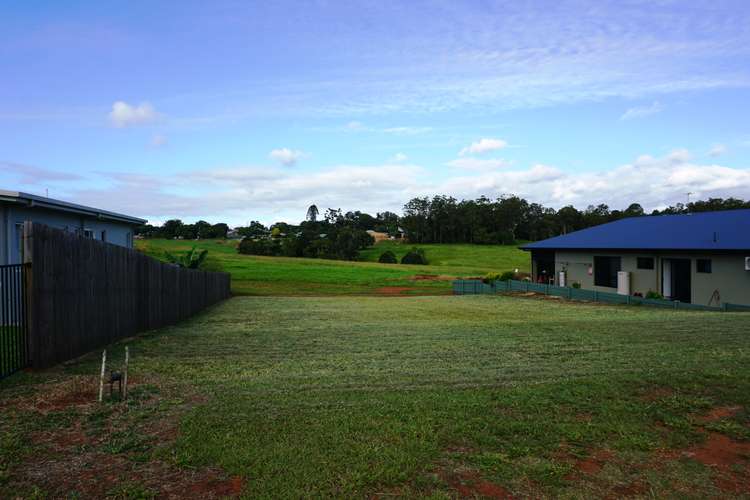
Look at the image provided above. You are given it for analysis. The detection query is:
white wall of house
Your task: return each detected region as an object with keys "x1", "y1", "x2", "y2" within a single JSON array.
[{"x1": 547, "y1": 250, "x2": 750, "y2": 306}]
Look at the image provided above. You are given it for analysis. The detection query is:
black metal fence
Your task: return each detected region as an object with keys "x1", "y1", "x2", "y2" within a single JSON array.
[{"x1": 0, "y1": 264, "x2": 29, "y2": 380}]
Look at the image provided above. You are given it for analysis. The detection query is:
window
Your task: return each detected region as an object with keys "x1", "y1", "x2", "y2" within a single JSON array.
[
  {"x1": 594, "y1": 256, "x2": 621, "y2": 288},
  {"x1": 637, "y1": 257, "x2": 654, "y2": 270},
  {"x1": 696, "y1": 259, "x2": 712, "y2": 273},
  {"x1": 101, "y1": 230, "x2": 107, "y2": 242}
]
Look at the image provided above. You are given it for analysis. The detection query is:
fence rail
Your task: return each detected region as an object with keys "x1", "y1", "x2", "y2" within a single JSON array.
[
  {"x1": 0, "y1": 264, "x2": 29, "y2": 379},
  {"x1": 24, "y1": 222, "x2": 232, "y2": 369},
  {"x1": 452, "y1": 279, "x2": 750, "y2": 312}
]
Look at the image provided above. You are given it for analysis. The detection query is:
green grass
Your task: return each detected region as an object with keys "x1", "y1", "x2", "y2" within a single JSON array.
[
  {"x1": 136, "y1": 239, "x2": 529, "y2": 296},
  {"x1": 4, "y1": 295, "x2": 750, "y2": 497},
  {"x1": 0, "y1": 327, "x2": 25, "y2": 377},
  {"x1": 359, "y1": 240, "x2": 529, "y2": 270}
]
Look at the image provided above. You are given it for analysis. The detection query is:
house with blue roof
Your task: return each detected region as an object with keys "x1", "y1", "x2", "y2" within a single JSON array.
[
  {"x1": 522, "y1": 210, "x2": 750, "y2": 306},
  {"x1": 1, "y1": 190, "x2": 146, "y2": 265}
]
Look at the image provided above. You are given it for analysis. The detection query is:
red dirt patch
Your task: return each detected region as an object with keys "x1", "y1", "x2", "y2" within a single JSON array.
[
  {"x1": 680, "y1": 432, "x2": 750, "y2": 495},
  {"x1": 411, "y1": 274, "x2": 453, "y2": 281},
  {"x1": 684, "y1": 432, "x2": 750, "y2": 468},
  {"x1": 447, "y1": 469, "x2": 513, "y2": 499},
  {"x1": 697, "y1": 406, "x2": 742, "y2": 423},
  {"x1": 567, "y1": 449, "x2": 614, "y2": 477},
  {"x1": 180, "y1": 473, "x2": 245, "y2": 498}
]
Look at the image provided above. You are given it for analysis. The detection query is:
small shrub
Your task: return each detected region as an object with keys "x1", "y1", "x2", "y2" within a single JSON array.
[
  {"x1": 645, "y1": 290, "x2": 664, "y2": 300},
  {"x1": 238, "y1": 238, "x2": 281, "y2": 256},
  {"x1": 378, "y1": 251, "x2": 398, "y2": 264},
  {"x1": 164, "y1": 246, "x2": 208, "y2": 269},
  {"x1": 400, "y1": 247, "x2": 428, "y2": 265},
  {"x1": 482, "y1": 272, "x2": 502, "y2": 284},
  {"x1": 499, "y1": 271, "x2": 516, "y2": 282},
  {"x1": 571, "y1": 281, "x2": 582, "y2": 289}
]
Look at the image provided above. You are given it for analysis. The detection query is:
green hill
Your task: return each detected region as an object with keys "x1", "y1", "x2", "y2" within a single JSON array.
[{"x1": 136, "y1": 239, "x2": 529, "y2": 296}]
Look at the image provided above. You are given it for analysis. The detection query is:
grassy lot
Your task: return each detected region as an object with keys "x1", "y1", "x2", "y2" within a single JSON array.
[
  {"x1": 359, "y1": 240, "x2": 528, "y2": 270},
  {"x1": 136, "y1": 239, "x2": 529, "y2": 296},
  {"x1": 2, "y1": 295, "x2": 750, "y2": 498}
]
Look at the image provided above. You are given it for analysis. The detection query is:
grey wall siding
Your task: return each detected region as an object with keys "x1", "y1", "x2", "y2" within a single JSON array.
[
  {"x1": 545, "y1": 250, "x2": 750, "y2": 306},
  {"x1": 1, "y1": 203, "x2": 136, "y2": 264},
  {"x1": 554, "y1": 251, "x2": 660, "y2": 294},
  {"x1": 690, "y1": 254, "x2": 750, "y2": 306}
]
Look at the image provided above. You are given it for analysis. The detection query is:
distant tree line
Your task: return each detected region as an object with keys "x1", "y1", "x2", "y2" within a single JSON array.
[
  {"x1": 136, "y1": 219, "x2": 229, "y2": 239},
  {"x1": 135, "y1": 196, "x2": 750, "y2": 251},
  {"x1": 237, "y1": 207, "x2": 377, "y2": 260},
  {"x1": 399, "y1": 195, "x2": 750, "y2": 244}
]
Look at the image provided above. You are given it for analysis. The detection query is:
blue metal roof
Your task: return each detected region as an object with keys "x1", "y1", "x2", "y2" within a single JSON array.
[{"x1": 522, "y1": 209, "x2": 750, "y2": 251}]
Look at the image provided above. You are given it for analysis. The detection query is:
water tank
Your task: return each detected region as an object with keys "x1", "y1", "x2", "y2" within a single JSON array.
[
  {"x1": 617, "y1": 271, "x2": 630, "y2": 296},
  {"x1": 558, "y1": 271, "x2": 566, "y2": 287}
]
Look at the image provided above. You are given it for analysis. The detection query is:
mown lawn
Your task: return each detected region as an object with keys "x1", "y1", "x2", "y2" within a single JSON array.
[
  {"x1": 136, "y1": 239, "x2": 529, "y2": 296},
  {"x1": 358, "y1": 240, "x2": 529, "y2": 270},
  {"x1": 2, "y1": 295, "x2": 750, "y2": 498}
]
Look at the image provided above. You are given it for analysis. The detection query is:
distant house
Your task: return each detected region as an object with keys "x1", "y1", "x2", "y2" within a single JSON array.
[
  {"x1": 522, "y1": 210, "x2": 750, "y2": 306},
  {"x1": 0, "y1": 190, "x2": 146, "y2": 265},
  {"x1": 366, "y1": 230, "x2": 389, "y2": 243}
]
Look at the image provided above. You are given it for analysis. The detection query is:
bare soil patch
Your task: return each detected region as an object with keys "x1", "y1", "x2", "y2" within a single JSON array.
[
  {"x1": 697, "y1": 405, "x2": 742, "y2": 423},
  {"x1": 0, "y1": 375, "x2": 243, "y2": 499},
  {"x1": 411, "y1": 274, "x2": 454, "y2": 281},
  {"x1": 441, "y1": 468, "x2": 514, "y2": 499}
]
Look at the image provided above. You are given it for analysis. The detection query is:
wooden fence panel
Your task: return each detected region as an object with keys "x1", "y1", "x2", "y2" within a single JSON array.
[{"x1": 24, "y1": 222, "x2": 231, "y2": 369}]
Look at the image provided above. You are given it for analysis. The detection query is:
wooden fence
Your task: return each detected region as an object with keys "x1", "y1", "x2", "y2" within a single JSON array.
[{"x1": 23, "y1": 222, "x2": 231, "y2": 369}]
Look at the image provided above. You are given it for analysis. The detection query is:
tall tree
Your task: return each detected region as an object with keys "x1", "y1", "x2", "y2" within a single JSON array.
[{"x1": 306, "y1": 204, "x2": 319, "y2": 222}]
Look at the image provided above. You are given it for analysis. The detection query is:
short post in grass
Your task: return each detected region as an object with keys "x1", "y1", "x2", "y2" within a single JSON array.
[
  {"x1": 98, "y1": 350, "x2": 107, "y2": 402},
  {"x1": 123, "y1": 346, "x2": 129, "y2": 400}
]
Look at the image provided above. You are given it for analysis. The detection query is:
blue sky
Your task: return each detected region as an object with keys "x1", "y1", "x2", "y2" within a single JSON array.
[{"x1": 1, "y1": 0, "x2": 749, "y2": 225}]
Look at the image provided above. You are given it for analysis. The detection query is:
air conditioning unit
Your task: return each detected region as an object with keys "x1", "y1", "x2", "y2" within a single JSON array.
[
  {"x1": 617, "y1": 271, "x2": 631, "y2": 296},
  {"x1": 745, "y1": 257, "x2": 750, "y2": 271}
]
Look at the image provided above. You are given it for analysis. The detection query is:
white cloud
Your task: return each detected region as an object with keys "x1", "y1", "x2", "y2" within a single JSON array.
[
  {"x1": 620, "y1": 101, "x2": 663, "y2": 121},
  {"x1": 459, "y1": 138, "x2": 507, "y2": 156},
  {"x1": 269, "y1": 148, "x2": 305, "y2": 166},
  {"x1": 0, "y1": 161, "x2": 82, "y2": 184},
  {"x1": 381, "y1": 126, "x2": 432, "y2": 135},
  {"x1": 708, "y1": 143, "x2": 727, "y2": 157},
  {"x1": 10, "y1": 149, "x2": 750, "y2": 226},
  {"x1": 342, "y1": 122, "x2": 432, "y2": 135},
  {"x1": 150, "y1": 134, "x2": 168, "y2": 148},
  {"x1": 108, "y1": 101, "x2": 160, "y2": 127},
  {"x1": 390, "y1": 152, "x2": 408, "y2": 162},
  {"x1": 446, "y1": 158, "x2": 513, "y2": 171}
]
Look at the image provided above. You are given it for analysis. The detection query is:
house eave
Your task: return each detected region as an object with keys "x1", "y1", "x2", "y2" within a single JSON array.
[{"x1": 0, "y1": 189, "x2": 146, "y2": 225}]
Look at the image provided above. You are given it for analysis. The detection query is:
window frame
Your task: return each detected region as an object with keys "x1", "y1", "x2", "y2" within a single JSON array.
[
  {"x1": 637, "y1": 257, "x2": 655, "y2": 270},
  {"x1": 696, "y1": 258, "x2": 712, "y2": 274},
  {"x1": 593, "y1": 256, "x2": 621, "y2": 288}
]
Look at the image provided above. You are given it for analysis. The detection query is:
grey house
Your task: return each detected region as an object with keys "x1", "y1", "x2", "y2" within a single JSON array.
[
  {"x1": 1, "y1": 190, "x2": 146, "y2": 265},
  {"x1": 522, "y1": 210, "x2": 750, "y2": 307}
]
